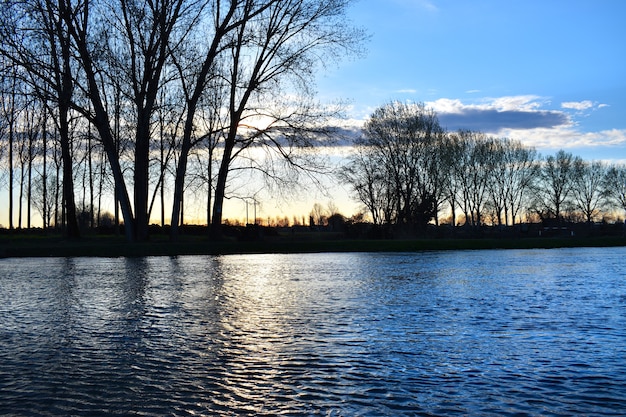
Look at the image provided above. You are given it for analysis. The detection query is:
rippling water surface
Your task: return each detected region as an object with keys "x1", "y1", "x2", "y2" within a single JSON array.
[{"x1": 1, "y1": 248, "x2": 625, "y2": 416}]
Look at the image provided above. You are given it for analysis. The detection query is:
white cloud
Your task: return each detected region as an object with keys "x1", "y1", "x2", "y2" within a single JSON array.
[
  {"x1": 426, "y1": 96, "x2": 569, "y2": 132},
  {"x1": 499, "y1": 126, "x2": 626, "y2": 151},
  {"x1": 561, "y1": 100, "x2": 594, "y2": 111},
  {"x1": 561, "y1": 100, "x2": 611, "y2": 113},
  {"x1": 427, "y1": 95, "x2": 547, "y2": 114},
  {"x1": 426, "y1": 98, "x2": 467, "y2": 114},
  {"x1": 489, "y1": 95, "x2": 546, "y2": 112},
  {"x1": 396, "y1": 89, "x2": 418, "y2": 94}
]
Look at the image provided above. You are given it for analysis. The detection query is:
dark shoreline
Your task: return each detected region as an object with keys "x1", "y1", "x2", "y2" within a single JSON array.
[{"x1": 1, "y1": 234, "x2": 624, "y2": 258}]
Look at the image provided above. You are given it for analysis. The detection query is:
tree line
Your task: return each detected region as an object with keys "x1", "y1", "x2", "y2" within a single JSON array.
[
  {"x1": 0, "y1": 0, "x2": 364, "y2": 241},
  {"x1": 340, "y1": 101, "x2": 626, "y2": 233}
]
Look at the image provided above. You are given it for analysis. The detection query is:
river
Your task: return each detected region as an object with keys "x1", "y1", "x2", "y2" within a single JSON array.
[{"x1": 1, "y1": 247, "x2": 625, "y2": 416}]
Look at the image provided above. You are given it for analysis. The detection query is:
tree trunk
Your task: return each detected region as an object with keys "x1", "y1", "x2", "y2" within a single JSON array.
[
  {"x1": 451, "y1": 204, "x2": 456, "y2": 227},
  {"x1": 18, "y1": 160, "x2": 24, "y2": 229},
  {"x1": 42, "y1": 119, "x2": 48, "y2": 230},
  {"x1": 54, "y1": 149, "x2": 60, "y2": 228},
  {"x1": 168, "y1": 3, "x2": 239, "y2": 241},
  {"x1": 97, "y1": 149, "x2": 105, "y2": 228},
  {"x1": 65, "y1": 8, "x2": 136, "y2": 242},
  {"x1": 180, "y1": 192, "x2": 184, "y2": 228},
  {"x1": 210, "y1": 140, "x2": 235, "y2": 240},
  {"x1": 58, "y1": 20, "x2": 80, "y2": 238},
  {"x1": 88, "y1": 130, "x2": 94, "y2": 228},
  {"x1": 91, "y1": 109, "x2": 135, "y2": 241},
  {"x1": 59, "y1": 105, "x2": 80, "y2": 239},
  {"x1": 170, "y1": 139, "x2": 191, "y2": 240},
  {"x1": 114, "y1": 181, "x2": 120, "y2": 236},
  {"x1": 113, "y1": 89, "x2": 121, "y2": 236},
  {"x1": 206, "y1": 156, "x2": 212, "y2": 229},
  {"x1": 81, "y1": 154, "x2": 86, "y2": 218},
  {"x1": 27, "y1": 133, "x2": 33, "y2": 229},
  {"x1": 8, "y1": 103, "x2": 14, "y2": 231},
  {"x1": 134, "y1": 112, "x2": 151, "y2": 241},
  {"x1": 160, "y1": 134, "x2": 165, "y2": 228},
  {"x1": 88, "y1": 92, "x2": 135, "y2": 241}
]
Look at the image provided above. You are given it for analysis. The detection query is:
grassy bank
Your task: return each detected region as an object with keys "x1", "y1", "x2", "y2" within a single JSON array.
[{"x1": 1, "y1": 233, "x2": 624, "y2": 258}]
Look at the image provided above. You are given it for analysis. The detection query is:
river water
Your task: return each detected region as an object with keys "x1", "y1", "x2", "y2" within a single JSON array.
[{"x1": 1, "y1": 247, "x2": 625, "y2": 416}]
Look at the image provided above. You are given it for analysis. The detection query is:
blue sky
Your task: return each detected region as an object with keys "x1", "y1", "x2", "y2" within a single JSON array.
[{"x1": 318, "y1": 0, "x2": 626, "y2": 162}]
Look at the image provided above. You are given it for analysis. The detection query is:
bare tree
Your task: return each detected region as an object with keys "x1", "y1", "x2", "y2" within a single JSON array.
[
  {"x1": 603, "y1": 164, "x2": 626, "y2": 218},
  {"x1": 533, "y1": 150, "x2": 579, "y2": 222},
  {"x1": 310, "y1": 202, "x2": 327, "y2": 226},
  {"x1": 4, "y1": 0, "x2": 362, "y2": 241},
  {"x1": 0, "y1": 67, "x2": 44, "y2": 230},
  {"x1": 61, "y1": 0, "x2": 200, "y2": 241},
  {"x1": 32, "y1": 172, "x2": 57, "y2": 228},
  {"x1": 40, "y1": 105, "x2": 50, "y2": 230},
  {"x1": 344, "y1": 101, "x2": 443, "y2": 233},
  {"x1": 169, "y1": 0, "x2": 364, "y2": 240},
  {"x1": 571, "y1": 159, "x2": 607, "y2": 223},
  {"x1": 0, "y1": 65, "x2": 20, "y2": 230},
  {"x1": 1, "y1": 0, "x2": 82, "y2": 237},
  {"x1": 440, "y1": 131, "x2": 463, "y2": 227},
  {"x1": 486, "y1": 138, "x2": 539, "y2": 226},
  {"x1": 504, "y1": 140, "x2": 539, "y2": 225},
  {"x1": 486, "y1": 138, "x2": 507, "y2": 226},
  {"x1": 148, "y1": 85, "x2": 184, "y2": 227},
  {"x1": 429, "y1": 130, "x2": 450, "y2": 226},
  {"x1": 451, "y1": 130, "x2": 493, "y2": 227},
  {"x1": 339, "y1": 141, "x2": 393, "y2": 225},
  {"x1": 196, "y1": 94, "x2": 228, "y2": 228},
  {"x1": 169, "y1": 0, "x2": 251, "y2": 239},
  {"x1": 1, "y1": 0, "x2": 197, "y2": 240}
]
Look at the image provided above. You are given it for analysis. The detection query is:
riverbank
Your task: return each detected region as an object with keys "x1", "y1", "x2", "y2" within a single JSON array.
[{"x1": 1, "y1": 233, "x2": 624, "y2": 258}]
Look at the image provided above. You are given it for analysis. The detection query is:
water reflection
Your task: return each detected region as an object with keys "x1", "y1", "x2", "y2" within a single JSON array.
[{"x1": 1, "y1": 248, "x2": 625, "y2": 415}]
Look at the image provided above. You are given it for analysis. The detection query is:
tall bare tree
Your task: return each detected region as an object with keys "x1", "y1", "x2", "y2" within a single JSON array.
[
  {"x1": 169, "y1": 0, "x2": 248, "y2": 239},
  {"x1": 603, "y1": 164, "x2": 626, "y2": 219},
  {"x1": 533, "y1": 150, "x2": 580, "y2": 222},
  {"x1": 1, "y1": 0, "x2": 82, "y2": 237},
  {"x1": 0, "y1": 64, "x2": 20, "y2": 230},
  {"x1": 503, "y1": 140, "x2": 539, "y2": 225},
  {"x1": 339, "y1": 141, "x2": 393, "y2": 225},
  {"x1": 169, "y1": 0, "x2": 363, "y2": 240},
  {"x1": 571, "y1": 159, "x2": 607, "y2": 223},
  {"x1": 451, "y1": 130, "x2": 493, "y2": 227},
  {"x1": 487, "y1": 137, "x2": 538, "y2": 226},
  {"x1": 58, "y1": 0, "x2": 200, "y2": 241},
  {"x1": 440, "y1": 131, "x2": 463, "y2": 227},
  {"x1": 343, "y1": 101, "x2": 443, "y2": 233}
]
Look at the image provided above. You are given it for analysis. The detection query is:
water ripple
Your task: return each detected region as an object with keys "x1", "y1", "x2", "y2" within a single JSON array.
[{"x1": 1, "y1": 249, "x2": 625, "y2": 415}]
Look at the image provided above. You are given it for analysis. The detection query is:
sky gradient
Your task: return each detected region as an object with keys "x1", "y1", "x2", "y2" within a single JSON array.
[{"x1": 318, "y1": 0, "x2": 626, "y2": 162}]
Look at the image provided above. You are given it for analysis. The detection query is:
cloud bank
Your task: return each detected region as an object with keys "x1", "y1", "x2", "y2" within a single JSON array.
[
  {"x1": 424, "y1": 96, "x2": 626, "y2": 152},
  {"x1": 333, "y1": 96, "x2": 625, "y2": 157},
  {"x1": 437, "y1": 108, "x2": 568, "y2": 132},
  {"x1": 427, "y1": 96, "x2": 571, "y2": 132}
]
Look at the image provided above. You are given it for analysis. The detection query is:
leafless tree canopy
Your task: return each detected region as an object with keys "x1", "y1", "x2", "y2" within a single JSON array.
[
  {"x1": 340, "y1": 102, "x2": 624, "y2": 234},
  {"x1": 0, "y1": 0, "x2": 365, "y2": 240}
]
